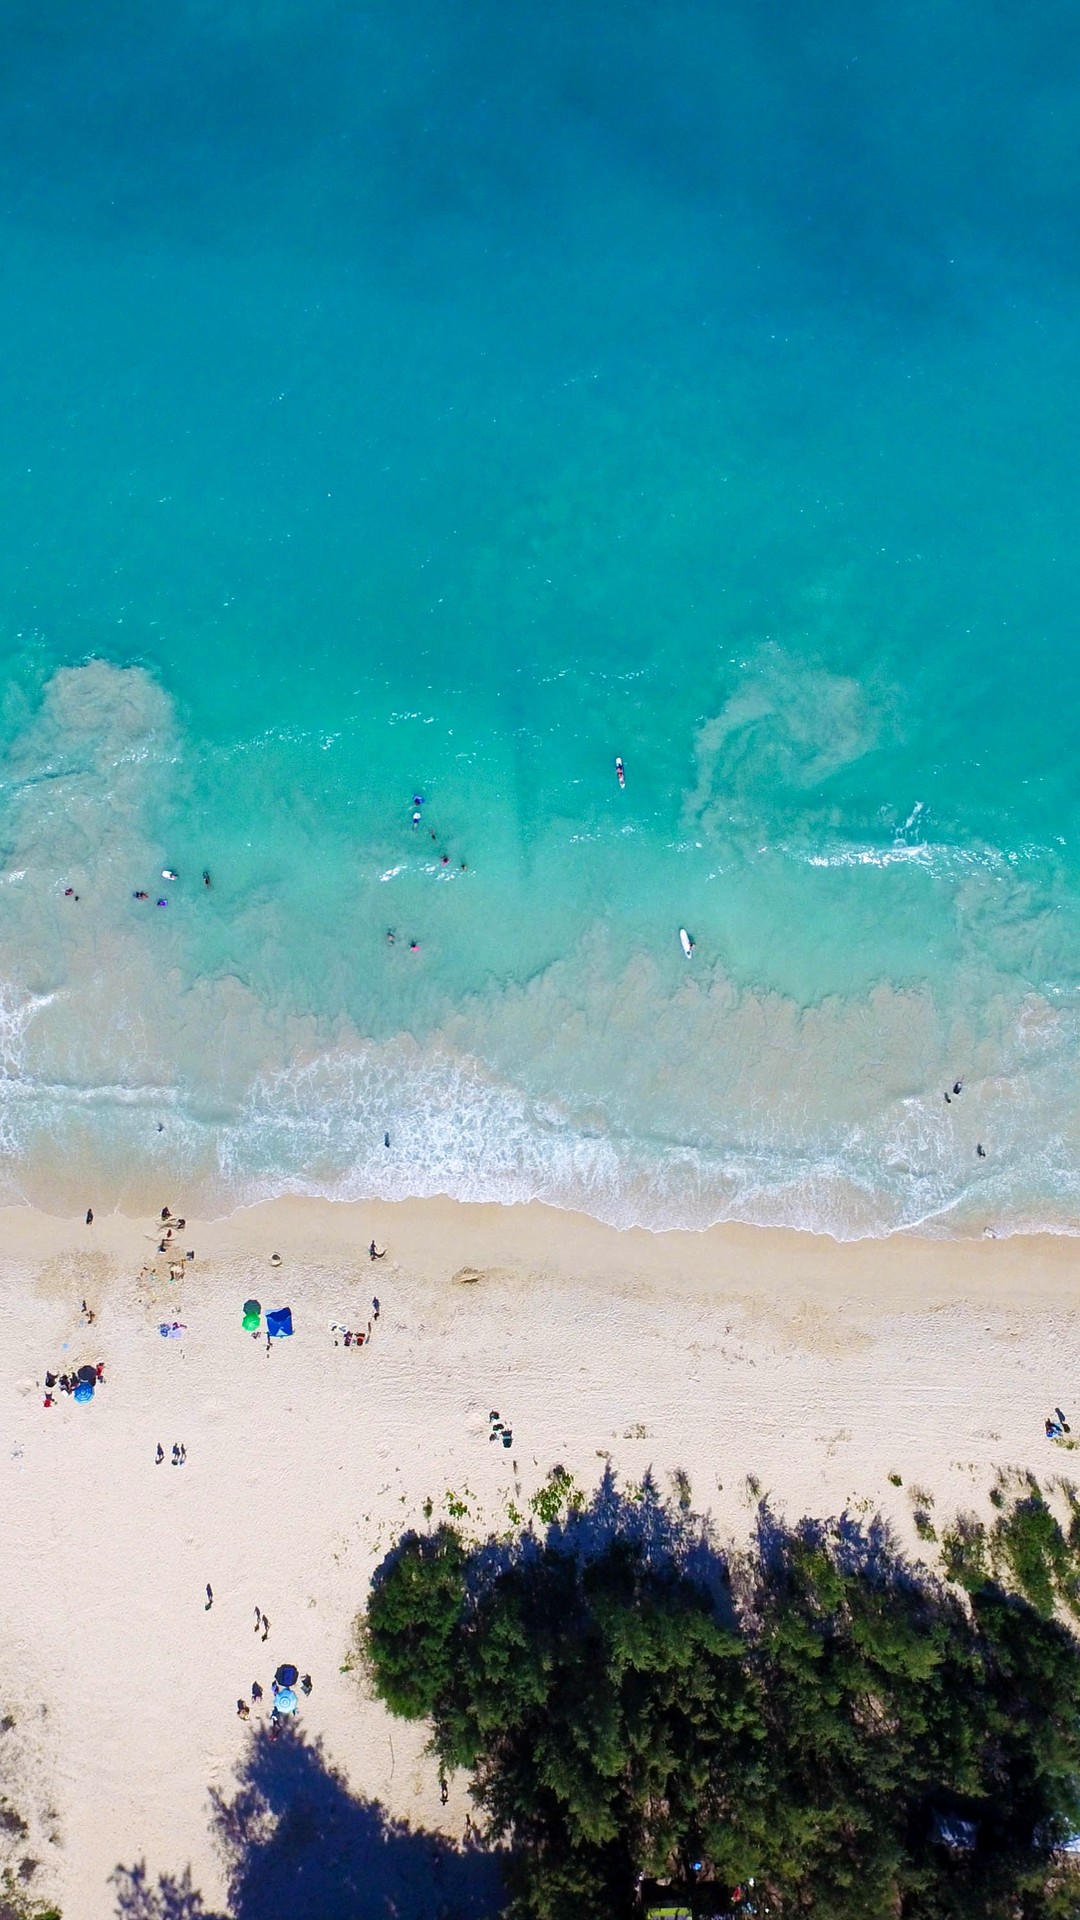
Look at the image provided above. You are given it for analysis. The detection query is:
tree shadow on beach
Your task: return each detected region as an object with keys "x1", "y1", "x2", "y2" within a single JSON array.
[
  {"x1": 454, "y1": 1463, "x2": 738, "y2": 1626},
  {"x1": 110, "y1": 1860, "x2": 226, "y2": 1920},
  {"x1": 112, "y1": 1723, "x2": 505, "y2": 1920}
]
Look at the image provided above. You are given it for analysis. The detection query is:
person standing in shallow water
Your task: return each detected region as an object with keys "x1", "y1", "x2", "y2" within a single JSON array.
[{"x1": 85, "y1": 1208, "x2": 93, "y2": 1226}]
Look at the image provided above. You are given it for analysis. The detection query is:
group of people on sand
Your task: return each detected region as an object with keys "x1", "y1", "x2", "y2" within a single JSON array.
[
  {"x1": 1045, "y1": 1407, "x2": 1071, "y2": 1440},
  {"x1": 85, "y1": 1200, "x2": 196, "y2": 1267},
  {"x1": 330, "y1": 1295, "x2": 381, "y2": 1349},
  {"x1": 43, "y1": 1359, "x2": 104, "y2": 1409},
  {"x1": 155, "y1": 1204, "x2": 193, "y2": 1260},
  {"x1": 234, "y1": 1625, "x2": 313, "y2": 1734}
]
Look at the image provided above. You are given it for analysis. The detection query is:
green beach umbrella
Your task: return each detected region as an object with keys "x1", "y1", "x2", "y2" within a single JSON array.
[{"x1": 242, "y1": 1298, "x2": 261, "y2": 1331}]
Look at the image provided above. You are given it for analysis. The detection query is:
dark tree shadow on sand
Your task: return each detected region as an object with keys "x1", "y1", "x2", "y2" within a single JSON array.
[
  {"x1": 459, "y1": 1463, "x2": 739, "y2": 1625},
  {"x1": 113, "y1": 1723, "x2": 505, "y2": 1920},
  {"x1": 110, "y1": 1861, "x2": 227, "y2": 1920}
]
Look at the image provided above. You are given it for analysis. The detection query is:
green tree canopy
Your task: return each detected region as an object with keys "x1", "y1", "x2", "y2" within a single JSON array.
[{"x1": 362, "y1": 1476, "x2": 1080, "y2": 1920}]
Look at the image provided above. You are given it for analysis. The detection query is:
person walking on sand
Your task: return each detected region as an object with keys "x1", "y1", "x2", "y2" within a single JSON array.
[
  {"x1": 236, "y1": 1699, "x2": 249, "y2": 1719},
  {"x1": 85, "y1": 1208, "x2": 93, "y2": 1226},
  {"x1": 156, "y1": 1443, "x2": 164, "y2": 1464},
  {"x1": 261, "y1": 1614, "x2": 270, "y2": 1641},
  {"x1": 369, "y1": 1240, "x2": 385, "y2": 1260},
  {"x1": 205, "y1": 1583, "x2": 213, "y2": 1610},
  {"x1": 372, "y1": 1296, "x2": 381, "y2": 1320}
]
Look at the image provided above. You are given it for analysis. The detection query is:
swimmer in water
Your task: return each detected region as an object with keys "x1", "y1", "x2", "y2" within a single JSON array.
[{"x1": 203, "y1": 869, "x2": 211, "y2": 887}]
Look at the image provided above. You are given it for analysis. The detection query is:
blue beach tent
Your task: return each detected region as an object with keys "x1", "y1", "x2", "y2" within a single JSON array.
[{"x1": 266, "y1": 1307, "x2": 293, "y2": 1339}]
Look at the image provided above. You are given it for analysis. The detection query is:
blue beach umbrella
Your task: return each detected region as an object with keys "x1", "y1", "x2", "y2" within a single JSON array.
[
  {"x1": 73, "y1": 1380, "x2": 94, "y2": 1403},
  {"x1": 274, "y1": 1686, "x2": 298, "y2": 1715}
]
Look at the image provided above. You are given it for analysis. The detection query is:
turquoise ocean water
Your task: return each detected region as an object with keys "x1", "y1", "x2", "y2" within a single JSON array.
[{"x1": 2, "y1": 0, "x2": 1080, "y2": 1235}]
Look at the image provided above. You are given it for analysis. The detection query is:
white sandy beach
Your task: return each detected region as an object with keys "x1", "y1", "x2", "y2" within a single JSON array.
[{"x1": 2, "y1": 1197, "x2": 1078, "y2": 1916}]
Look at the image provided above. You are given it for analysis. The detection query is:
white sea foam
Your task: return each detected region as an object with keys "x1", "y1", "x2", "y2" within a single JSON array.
[{"x1": 1, "y1": 660, "x2": 1079, "y2": 1239}]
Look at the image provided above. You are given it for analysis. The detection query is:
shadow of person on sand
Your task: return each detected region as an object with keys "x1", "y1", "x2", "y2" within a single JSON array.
[{"x1": 113, "y1": 1722, "x2": 505, "y2": 1920}]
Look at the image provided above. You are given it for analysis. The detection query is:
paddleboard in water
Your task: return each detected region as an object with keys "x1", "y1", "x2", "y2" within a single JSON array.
[
  {"x1": 679, "y1": 928, "x2": 694, "y2": 958},
  {"x1": 615, "y1": 756, "x2": 625, "y2": 788}
]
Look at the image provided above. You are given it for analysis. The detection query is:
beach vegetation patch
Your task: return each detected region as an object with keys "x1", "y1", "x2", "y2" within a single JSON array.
[
  {"x1": 993, "y1": 1487, "x2": 1075, "y2": 1619},
  {"x1": 0, "y1": 1863, "x2": 60, "y2": 1920},
  {"x1": 943, "y1": 1480, "x2": 1080, "y2": 1624},
  {"x1": 529, "y1": 1465, "x2": 580, "y2": 1527},
  {"x1": 365, "y1": 1526, "x2": 467, "y2": 1721},
  {"x1": 360, "y1": 1475, "x2": 1080, "y2": 1918}
]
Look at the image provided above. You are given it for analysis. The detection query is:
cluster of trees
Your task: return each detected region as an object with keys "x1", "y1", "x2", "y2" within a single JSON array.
[{"x1": 363, "y1": 1471, "x2": 1080, "y2": 1920}]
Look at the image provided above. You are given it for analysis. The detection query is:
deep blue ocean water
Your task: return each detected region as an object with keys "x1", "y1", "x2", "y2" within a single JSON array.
[{"x1": 1, "y1": 0, "x2": 1080, "y2": 1234}]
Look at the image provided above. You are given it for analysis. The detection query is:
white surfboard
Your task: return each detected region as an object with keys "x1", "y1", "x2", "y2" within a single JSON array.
[{"x1": 679, "y1": 927, "x2": 694, "y2": 958}]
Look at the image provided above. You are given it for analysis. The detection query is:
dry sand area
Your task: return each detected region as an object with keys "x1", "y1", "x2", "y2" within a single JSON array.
[{"x1": 1, "y1": 1196, "x2": 1078, "y2": 1915}]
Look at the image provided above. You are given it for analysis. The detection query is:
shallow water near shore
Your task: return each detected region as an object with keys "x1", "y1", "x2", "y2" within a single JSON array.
[{"x1": 1, "y1": 1, "x2": 1080, "y2": 1235}]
